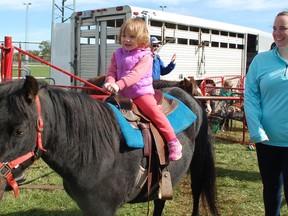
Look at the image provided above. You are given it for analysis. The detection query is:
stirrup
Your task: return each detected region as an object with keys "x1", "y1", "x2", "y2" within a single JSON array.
[{"x1": 158, "y1": 170, "x2": 173, "y2": 200}]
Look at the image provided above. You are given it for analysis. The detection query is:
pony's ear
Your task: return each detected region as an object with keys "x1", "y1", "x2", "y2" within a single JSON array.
[
  {"x1": 189, "y1": 76, "x2": 196, "y2": 82},
  {"x1": 23, "y1": 76, "x2": 39, "y2": 103},
  {"x1": 183, "y1": 77, "x2": 189, "y2": 84}
]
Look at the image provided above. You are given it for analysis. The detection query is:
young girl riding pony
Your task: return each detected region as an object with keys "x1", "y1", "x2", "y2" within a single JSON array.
[{"x1": 103, "y1": 18, "x2": 182, "y2": 161}]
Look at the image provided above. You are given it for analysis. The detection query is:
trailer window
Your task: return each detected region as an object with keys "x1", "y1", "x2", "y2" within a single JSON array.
[
  {"x1": 190, "y1": 39, "x2": 199, "y2": 45},
  {"x1": 106, "y1": 19, "x2": 124, "y2": 27},
  {"x1": 107, "y1": 20, "x2": 115, "y2": 27},
  {"x1": 190, "y1": 27, "x2": 199, "y2": 32},
  {"x1": 80, "y1": 38, "x2": 88, "y2": 44},
  {"x1": 201, "y1": 28, "x2": 209, "y2": 34},
  {"x1": 88, "y1": 25, "x2": 96, "y2": 30},
  {"x1": 212, "y1": 41, "x2": 219, "y2": 47},
  {"x1": 220, "y1": 42, "x2": 228, "y2": 48},
  {"x1": 238, "y1": 33, "x2": 244, "y2": 39},
  {"x1": 80, "y1": 26, "x2": 89, "y2": 30},
  {"x1": 165, "y1": 37, "x2": 175, "y2": 43},
  {"x1": 107, "y1": 35, "x2": 115, "y2": 40},
  {"x1": 116, "y1": 19, "x2": 124, "y2": 27},
  {"x1": 178, "y1": 24, "x2": 188, "y2": 31},
  {"x1": 178, "y1": 38, "x2": 188, "y2": 45},
  {"x1": 238, "y1": 44, "x2": 244, "y2": 49},
  {"x1": 221, "y1": 31, "x2": 228, "y2": 36},
  {"x1": 165, "y1": 22, "x2": 176, "y2": 29},
  {"x1": 150, "y1": 20, "x2": 162, "y2": 27}
]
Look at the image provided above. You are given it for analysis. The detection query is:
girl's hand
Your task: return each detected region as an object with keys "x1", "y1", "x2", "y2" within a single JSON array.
[{"x1": 104, "y1": 83, "x2": 120, "y2": 94}]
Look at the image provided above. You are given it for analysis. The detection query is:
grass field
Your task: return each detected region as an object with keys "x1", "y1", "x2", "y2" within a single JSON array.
[
  {"x1": 13, "y1": 64, "x2": 50, "y2": 78},
  {"x1": 2, "y1": 138, "x2": 285, "y2": 216}
]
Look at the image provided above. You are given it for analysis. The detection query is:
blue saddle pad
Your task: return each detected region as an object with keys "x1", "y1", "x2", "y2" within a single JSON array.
[{"x1": 108, "y1": 93, "x2": 197, "y2": 148}]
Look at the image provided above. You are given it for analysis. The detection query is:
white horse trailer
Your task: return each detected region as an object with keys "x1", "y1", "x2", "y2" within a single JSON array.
[{"x1": 51, "y1": 5, "x2": 273, "y2": 86}]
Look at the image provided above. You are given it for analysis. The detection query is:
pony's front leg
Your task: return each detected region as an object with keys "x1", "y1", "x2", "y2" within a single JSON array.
[
  {"x1": 63, "y1": 181, "x2": 118, "y2": 216},
  {"x1": 153, "y1": 199, "x2": 166, "y2": 216},
  {"x1": 192, "y1": 196, "x2": 200, "y2": 216}
]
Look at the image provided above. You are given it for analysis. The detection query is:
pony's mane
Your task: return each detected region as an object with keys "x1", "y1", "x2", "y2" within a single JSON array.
[
  {"x1": 45, "y1": 85, "x2": 121, "y2": 164},
  {"x1": 153, "y1": 80, "x2": 184, "y2": 89},
  {"x1": 0, "y1": 79, "x2": 28, "y2": 97}
]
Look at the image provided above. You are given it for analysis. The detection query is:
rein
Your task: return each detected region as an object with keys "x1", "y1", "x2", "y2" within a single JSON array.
[{"x1": 0, "y1": 95, "x2": 46, "y2": 197}]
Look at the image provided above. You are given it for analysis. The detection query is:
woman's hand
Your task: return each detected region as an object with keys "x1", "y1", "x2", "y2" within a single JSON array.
[
  {"x1": 171, "y1": 53, "x2": 176, "y2": 63},
  {"x1": 103, "y1": 83, "x2": 120, "y2": 94}
]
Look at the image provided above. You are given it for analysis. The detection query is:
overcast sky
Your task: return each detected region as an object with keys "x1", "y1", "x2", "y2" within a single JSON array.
[{"x1": 0, "y1": 0, "x2": 286, "y2": 50}]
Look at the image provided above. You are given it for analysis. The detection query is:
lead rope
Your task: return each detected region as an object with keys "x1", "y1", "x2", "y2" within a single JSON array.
[{"x1": 146, "y1": 126, "x2": 153, "y2": 216}]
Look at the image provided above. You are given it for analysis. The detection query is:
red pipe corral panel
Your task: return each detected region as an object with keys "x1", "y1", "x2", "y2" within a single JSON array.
[
  {"x1": 0, "y1": 36, "x2": 110, "y2": 100},
  {"x1": 0, "y1": 36, "x2": 109, "y2": 98},
  {"x1": 0, "y1": 45, "x2": 3, "y2": 80},
  {"x1": 13, "y1": 45, "x2": 109, "y2": 97},
  {"x1": 1, "y1": 36, "x2": 14, "y2": 81}
]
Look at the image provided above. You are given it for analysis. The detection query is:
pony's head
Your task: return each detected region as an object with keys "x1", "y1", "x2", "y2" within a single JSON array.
[
  {"x1": 0, "y1": 76, "x2": 44, "y2": 199},
  {"x1": 182, "y1": 77, "x2": 203, "y2": 96},
  {"x1": 82, "y1": 74, "x2": 106, "y2": 95}
]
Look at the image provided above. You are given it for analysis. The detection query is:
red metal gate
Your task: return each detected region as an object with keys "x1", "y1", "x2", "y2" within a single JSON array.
[{"x1": 0, "y1": 36, "x2": 109, "y2": 100}]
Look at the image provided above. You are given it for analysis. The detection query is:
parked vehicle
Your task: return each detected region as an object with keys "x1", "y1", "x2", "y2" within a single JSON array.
[{"x1": 51, "y1": 5, "x2": 273, "y2": 86}]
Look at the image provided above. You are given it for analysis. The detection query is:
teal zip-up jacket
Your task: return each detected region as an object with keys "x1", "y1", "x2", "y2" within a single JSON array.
[{"x1": 244, "y1": 47, "x2": 288, "y2": 146}]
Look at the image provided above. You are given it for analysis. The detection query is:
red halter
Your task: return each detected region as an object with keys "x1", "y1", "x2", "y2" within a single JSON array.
[{"x1": 0, "y1": 95, "x2": 46, "y2": 197}]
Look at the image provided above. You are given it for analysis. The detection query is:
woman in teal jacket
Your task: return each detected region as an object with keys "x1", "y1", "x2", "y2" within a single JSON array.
[{"x1": 244, "y1": 11, "x2": 288, "y2": 216}]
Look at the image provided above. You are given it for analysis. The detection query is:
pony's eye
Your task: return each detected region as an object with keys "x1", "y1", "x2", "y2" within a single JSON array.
[{"x1": 15, "y1": 128, "x2": 25, "y2": 137}]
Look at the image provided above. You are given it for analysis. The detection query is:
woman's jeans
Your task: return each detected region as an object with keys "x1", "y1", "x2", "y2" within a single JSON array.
[{"x1": 256, "y1": 143, "x2": 288, "y2": 216}]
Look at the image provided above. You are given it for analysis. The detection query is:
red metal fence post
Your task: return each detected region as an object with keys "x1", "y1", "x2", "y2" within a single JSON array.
[
  {"x1": 1, "y1": 36, "x2": 14, "y2": 81},
  {"x1": 4, "y1": 36, "x2": 14, "y2": 81},
  {"x1": 0, "y1": 43, "x2": 4, "y2": 81}
]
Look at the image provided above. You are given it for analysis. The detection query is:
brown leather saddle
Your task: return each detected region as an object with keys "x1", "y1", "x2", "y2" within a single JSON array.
[{"x1": 104, "y1": 90, "x2": 178, "y2": 199}]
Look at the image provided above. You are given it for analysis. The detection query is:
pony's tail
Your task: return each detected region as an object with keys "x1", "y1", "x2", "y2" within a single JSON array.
[{"x1": 190, "y1": 110, "x2": 218, "y2": 216}]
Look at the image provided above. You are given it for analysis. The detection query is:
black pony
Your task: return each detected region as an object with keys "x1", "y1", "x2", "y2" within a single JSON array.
[{"x1": 0, "y1": 76, "x2": 217, "y2": 216}]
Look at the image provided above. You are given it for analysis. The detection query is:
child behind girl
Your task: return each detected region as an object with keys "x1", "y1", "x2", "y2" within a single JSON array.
[{"x1": 103, "y1": 18, "x2": 182, "y2": 161}]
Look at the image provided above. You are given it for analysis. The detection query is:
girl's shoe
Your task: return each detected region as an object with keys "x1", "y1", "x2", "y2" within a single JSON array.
[{"x1": 167, "y1": 139, "x2": 182, "y2": 161}]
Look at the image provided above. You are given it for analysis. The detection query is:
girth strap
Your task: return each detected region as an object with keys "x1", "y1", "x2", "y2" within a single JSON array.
[{"x1": 138, "y1": 123, "x2": 151, "y2": 157}]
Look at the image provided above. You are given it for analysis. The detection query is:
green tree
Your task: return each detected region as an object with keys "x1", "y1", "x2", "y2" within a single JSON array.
[
  {"x1": 39, "y1": 40, "x2": 51, "y2": 61},
  {"x1": 30, "y1": 50, "x2": 40, "y2": 57}
]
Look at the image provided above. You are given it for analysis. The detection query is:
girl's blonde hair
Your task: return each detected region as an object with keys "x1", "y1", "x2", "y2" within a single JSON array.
[{"x1": 118, "y1": 18, "x2": 150, "y2": 47}]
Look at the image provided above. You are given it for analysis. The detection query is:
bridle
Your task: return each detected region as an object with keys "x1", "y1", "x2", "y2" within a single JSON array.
[{"x1": 0, "y1": 95, "x2": 46, "y2": 197}]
